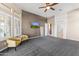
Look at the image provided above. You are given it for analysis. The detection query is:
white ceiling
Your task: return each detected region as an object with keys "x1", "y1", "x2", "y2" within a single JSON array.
[{"x1": 15, "y1": 3, "x2": 79, "y2": 18}]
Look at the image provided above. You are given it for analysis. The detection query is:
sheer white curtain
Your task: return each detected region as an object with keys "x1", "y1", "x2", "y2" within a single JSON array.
[{"x1": 0, "y1": 11, "x2": 11, "y2": 41}]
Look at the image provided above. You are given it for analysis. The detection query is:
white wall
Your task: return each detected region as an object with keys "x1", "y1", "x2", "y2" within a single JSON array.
[
  {"x1": 66, "y1": 9, "x2": 79, "y2": 41},
  {"x1": 49, "y1": 8, "x2": 79, "y2": 41}
]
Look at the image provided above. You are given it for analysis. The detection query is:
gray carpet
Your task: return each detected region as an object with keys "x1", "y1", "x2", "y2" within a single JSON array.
[{"x1": 1, "y1": 36, "x2": 79, "y2": 56}]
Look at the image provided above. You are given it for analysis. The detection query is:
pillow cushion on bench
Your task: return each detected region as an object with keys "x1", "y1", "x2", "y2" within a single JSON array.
[{"x1": 20, "y1": 35, "x2": 29, "y2": 41}]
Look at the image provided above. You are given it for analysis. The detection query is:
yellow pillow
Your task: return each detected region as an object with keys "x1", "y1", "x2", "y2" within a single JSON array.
[{"x1": 21, "y1": 35, "x2": 28, "y2": 41}]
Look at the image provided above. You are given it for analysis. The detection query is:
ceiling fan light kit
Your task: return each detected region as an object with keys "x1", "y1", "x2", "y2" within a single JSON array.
[
  {"x1": 46, "y1": 6, "x2": 50, "y2": 9},
  {"x1": 39, "y1": 3, "x2": 58, "y2": 12}
]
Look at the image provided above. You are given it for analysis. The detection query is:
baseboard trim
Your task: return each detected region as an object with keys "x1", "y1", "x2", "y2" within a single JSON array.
[
  {"x1": 0, "y1": 47, "x2": 8, "y2": 52},
  {"x1": 28, "y1": 36, "x2": 42, "y2": 39}
]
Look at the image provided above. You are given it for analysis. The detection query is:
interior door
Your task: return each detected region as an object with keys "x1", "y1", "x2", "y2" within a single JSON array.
[{"x1": 57, "y1": 21, "x2": 64, "y2": 38}]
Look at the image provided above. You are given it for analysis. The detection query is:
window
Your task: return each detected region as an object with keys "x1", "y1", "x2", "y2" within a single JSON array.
[
  {"x1": 0, "y1": 16, "x2": 5, "y2": 39},
  {"x1": 0, "y1": 4, "x2": 22, "y2": 41},
  {"x1": 0, "y1": 10, "x2": 11, "y2": 41},
  {"x1": 13, "y1": 10, "x2": 21, "y2": 36},
  {"x1": 14, "y1": 16, "x2": 21, "y2": 36}
]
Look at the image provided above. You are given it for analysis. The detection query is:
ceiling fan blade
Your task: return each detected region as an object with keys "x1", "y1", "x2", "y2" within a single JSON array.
[
  {"x1": 46, "y1": 3, "x2": 50, "y2": 5},
  {"x1": 39, "y1": 6, "x2": 46, "y2": 8},
  {"x1": 50, "y1": 8, "x2": 55, "y2": 10},
  {"x1": 50, "y1": 3, "x2": 58, "y2": 6},
  {"x1": 44, "y1": 9, "x2": 47, "y2": 12}
]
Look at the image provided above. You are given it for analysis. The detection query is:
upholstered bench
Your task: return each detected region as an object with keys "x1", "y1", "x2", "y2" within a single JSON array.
[
  {"x1": 6, "y1": 37, "x2": 21, "y2": 51},
  {"x1": 6, "y1": 35, "x2": 29, "y2": 51}
]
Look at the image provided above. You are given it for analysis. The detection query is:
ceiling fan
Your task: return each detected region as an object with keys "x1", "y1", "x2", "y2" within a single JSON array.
[{"x1": 39, "y1": 3, "x2": 58, "y2": 12}]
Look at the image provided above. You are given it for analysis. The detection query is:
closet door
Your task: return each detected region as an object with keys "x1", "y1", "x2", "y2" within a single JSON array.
[{"x1": 57, "y1": 21, "x2": 64, "y2": 38}]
